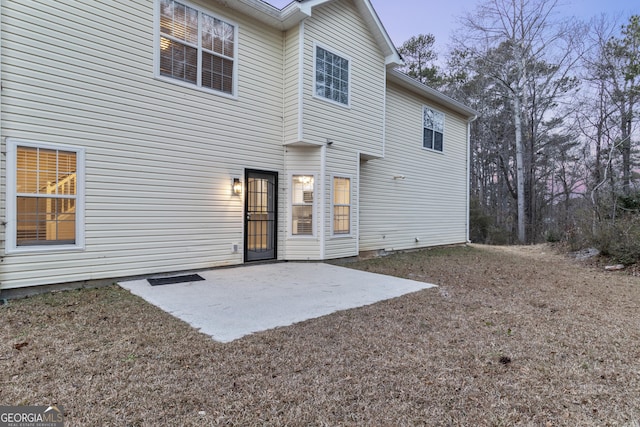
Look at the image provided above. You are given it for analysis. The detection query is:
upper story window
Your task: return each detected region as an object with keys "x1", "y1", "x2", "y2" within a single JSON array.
[
  {"x1": 157, "y1": 0, "x2": 237, "y2": 96},
  {"x1": 314, "y1": 45, "x2": 350, "y2": 106},
  {"x1": 6, "y1": 139, "x2": 85, "y2": 253},
  {"x1": 423, "y1": 107, "x2": 445, "y2": 152}
]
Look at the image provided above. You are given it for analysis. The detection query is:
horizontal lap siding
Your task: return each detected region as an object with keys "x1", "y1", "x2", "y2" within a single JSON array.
[
  {"x1": 1, "y1": 0, "x2": 285, "y2": 288},
  {"x1": 302, "y1": 0, "x2": 385, "y2": 157},
  {"x1": 283, "y1": 25, "x2": 300, "y2": 144},
  {"x1": 359, "y1": 82, "x2": 469, "y2": 252},
  {"x1": 324, "y1": 148, "x2": 358, "y2": 258}
]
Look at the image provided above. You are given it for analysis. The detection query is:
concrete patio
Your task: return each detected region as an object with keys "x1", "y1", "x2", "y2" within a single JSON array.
[{"x1": 119, "y1": 262, "x2": 435, "y2": 342}]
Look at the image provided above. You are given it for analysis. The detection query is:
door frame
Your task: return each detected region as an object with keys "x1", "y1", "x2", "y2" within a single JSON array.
[{"x1": 244, "y1": 169, "x2": 278, "y2": 262}]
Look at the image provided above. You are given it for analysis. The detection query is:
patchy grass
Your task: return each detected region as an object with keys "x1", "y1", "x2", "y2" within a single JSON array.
[{"x1": 1, "y1": 244, "x2": 640, "y2": 426}]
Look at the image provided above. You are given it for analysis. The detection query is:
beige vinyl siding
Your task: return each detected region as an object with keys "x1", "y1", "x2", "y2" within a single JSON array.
[
  {"x1": 283, "y1": 23, "x2": 301, "y2": 144},
  {"x1": 324, "y1": 148, "x2": 359, "y2": 259},
  {"x1": 359, "y1": 82, "x2": 469, "y2": 252},
  {"x1": 283, "y1": 145, "x2": 322, "y2": 260},
  {"x1": 301, "y1": 0, "x2": 385, "y2": 157},
  {"x1": 1, "y1": 0, "x2": 285, "y2": 289}
]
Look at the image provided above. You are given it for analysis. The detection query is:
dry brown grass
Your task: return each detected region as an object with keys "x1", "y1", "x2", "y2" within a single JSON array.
[{"x1": 1, "y1": 244, "x2": 640, "y2": 426}]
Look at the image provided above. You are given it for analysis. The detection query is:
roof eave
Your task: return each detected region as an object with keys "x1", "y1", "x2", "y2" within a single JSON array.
[
  {"x1": 218, "y1": 0, "x2": 403, "y2": 64},
  {"x1": 387, "y1": 70, "x2": 478, "y2": 121}
]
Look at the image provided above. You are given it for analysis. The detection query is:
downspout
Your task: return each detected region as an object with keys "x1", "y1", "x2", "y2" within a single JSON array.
[
  {"x1": 382, "y1": 67, "x2": 387, "y2": 158},
  {"x1": 320, "y1": 144, "x2": 326, "y2": 259},
  {"x1": 356, "y1": 151, "x2": 361, "y2": 255},
  {"x1": 466, "y1": 115, "x2": 478, "y2": 243},
  {"x1": 297, "y1": 21, "x2": 305, "y2": 142}
]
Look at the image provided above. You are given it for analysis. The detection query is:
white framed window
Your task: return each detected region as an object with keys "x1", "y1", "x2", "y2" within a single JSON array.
[
  {"x1": 6, "y1": 139, "x2": 85, "y2": 253},
  {"x1": 291, "y1": 175, "x2": 315, "y2": 236},
  {"x1": 332, "y1": 176, "x2": 351, "y2": 235},
  {"x1": 314, "y1": 43, "x2": 350, "y2": 106},
  {"x1": 423, "y1": 106, "x2": 445, "y2": 152},
  {"x1": 156, "y1": 0, "x2": 238, "y2": 96}
]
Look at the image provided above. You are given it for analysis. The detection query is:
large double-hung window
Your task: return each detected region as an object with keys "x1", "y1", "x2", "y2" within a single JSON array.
[
  {"x1": 157, "y1": 0, "x2": 237, "y2": 95},
  {"x1": 6, "y1": 139, "x2": 85, "y2": 253}
]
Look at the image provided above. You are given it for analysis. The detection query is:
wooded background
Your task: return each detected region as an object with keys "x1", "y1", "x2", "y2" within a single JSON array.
[{"x1": 398, "y1": 0, "x2": 639, "y2": 262}]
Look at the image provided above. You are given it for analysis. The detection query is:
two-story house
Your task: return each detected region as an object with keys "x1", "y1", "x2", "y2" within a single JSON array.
[{"x1": 0, "y1": 0, "x2": 477, "y2": 293}]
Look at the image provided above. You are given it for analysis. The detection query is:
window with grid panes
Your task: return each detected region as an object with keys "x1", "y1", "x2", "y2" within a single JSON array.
[
  {"x1": 315, "y1": 45, "x2": 350, "y2": 105},
  {"x1": 158, "y1": 0, "x2": 236, "y2": 95}
]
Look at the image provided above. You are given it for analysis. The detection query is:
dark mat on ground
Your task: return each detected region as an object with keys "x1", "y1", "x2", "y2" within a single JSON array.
[{"x1": 148, "y1": 274, "x2": 205, "y2": 286}]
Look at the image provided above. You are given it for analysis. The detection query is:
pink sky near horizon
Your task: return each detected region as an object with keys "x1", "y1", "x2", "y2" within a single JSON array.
[{"x1": 266, "y1": 0, "x2": 639, "y2": 58}]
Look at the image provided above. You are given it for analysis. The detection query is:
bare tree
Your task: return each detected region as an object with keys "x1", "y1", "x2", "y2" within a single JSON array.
[{"x1": 455, "y1": 0, "x2": 583, "y2": 243}]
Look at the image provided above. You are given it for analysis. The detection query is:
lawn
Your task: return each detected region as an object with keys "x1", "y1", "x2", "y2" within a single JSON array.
[{"x1": 1, "y1": 244, "x2": 639, "y2": 426}]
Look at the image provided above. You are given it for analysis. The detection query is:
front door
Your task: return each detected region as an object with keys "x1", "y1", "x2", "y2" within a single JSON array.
[{"x1": 245, "y1": 170, "x2": 277, "y2": 262}]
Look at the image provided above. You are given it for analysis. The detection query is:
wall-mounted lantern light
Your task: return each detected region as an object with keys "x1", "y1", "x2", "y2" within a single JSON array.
[{"x1": 232, "y1": 178, "x2": 242, "y2": 195}]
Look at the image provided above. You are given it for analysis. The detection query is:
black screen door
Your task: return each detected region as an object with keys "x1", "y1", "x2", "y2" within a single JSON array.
[{"x1": 245, "y1": 170, "x2": 277, "y2": 262}]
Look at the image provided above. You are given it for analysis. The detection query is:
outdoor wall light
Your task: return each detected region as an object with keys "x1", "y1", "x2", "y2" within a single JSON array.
[{"x1": 232, "y1": 178, "x2": 242, "y2": 195}]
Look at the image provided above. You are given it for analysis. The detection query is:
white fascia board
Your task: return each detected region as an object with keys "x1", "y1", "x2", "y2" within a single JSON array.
[
  {"x1": 354, "y1": 0, "x2": 403, "y2": 67},
  {"x1": 224, "y1": 0, "x2": 310, "y2": 29},
  {"x1": 387, "y1": 69, "x2": 478, "y2": 121},
  {"x1": 225, "y1": 0, "x2": 402, "y2": 65}
]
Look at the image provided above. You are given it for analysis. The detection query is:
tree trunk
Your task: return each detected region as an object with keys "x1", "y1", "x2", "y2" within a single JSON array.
[{"x1": 514, "y1": 92, "x2": 527, "y2": 243}]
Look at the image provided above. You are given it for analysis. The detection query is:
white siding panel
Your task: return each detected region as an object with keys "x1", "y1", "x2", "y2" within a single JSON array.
[
  {"x1": 1, "y1": 0, "x2": 285, "y2": 289},
  {"x1": 324, "y1": 148, "x2": 359, "y2": 259},
  {"x1": 302, "y1": 0, "x2": 386, "y2": 157},
  {"x1": 283, "y1": 24, "x2": 301, "y2": 144},
  {"x1": 359, "y1": 82, "x2": 470, "y2": 252}
]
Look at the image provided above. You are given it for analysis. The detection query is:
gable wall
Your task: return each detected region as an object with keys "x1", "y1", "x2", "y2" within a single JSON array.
[
  {"x1": 0, "y1": 0, "x2": 286, "y2": 288},
  {"x1": 301, "y1": 0, "x2": 386, "y2": 157}
]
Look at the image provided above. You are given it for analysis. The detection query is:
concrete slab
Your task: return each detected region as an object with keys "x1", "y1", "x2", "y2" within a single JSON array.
[{"x1": 119, "y1": 262, "x2": 435, "y2": 343}]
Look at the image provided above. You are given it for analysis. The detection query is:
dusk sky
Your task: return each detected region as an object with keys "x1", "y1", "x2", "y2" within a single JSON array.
[{"x1": 266, "y1": 0, "x2": 639, "y2": 57}]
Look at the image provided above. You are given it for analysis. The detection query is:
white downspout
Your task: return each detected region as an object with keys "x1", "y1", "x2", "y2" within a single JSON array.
[
  {"x1": 466, "y1": 116, "x2": 477, "y2": 243},
  {"x1": 297, "y1": 21, "x2": 305, "y2": 143},
  {"x1": 356, "y1": 151, "x2": 361, "y2": 255},
  {"x1": 320, "y1": 144, "x2": 326, "y2": 259}
]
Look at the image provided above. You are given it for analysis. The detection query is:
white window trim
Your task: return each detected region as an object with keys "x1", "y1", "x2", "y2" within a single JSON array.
[
  {"x1": 331, "y1": 175, "x2": 353, "y2": 237},
  {"x1": 5, "y1": 139, "x2": 86, "y2": 254},
  {"x1": 422, "y1": 106, "x2": 446, "y2": 154},
  {"x1": 289, "y1": 173, "x2": 317, "y2": 238},
  {"x1": 312, "y1": 41, "x2": 352, "y2": 109},
  {"x1": 153, "y1": 0, "x2": 239, "y2": 99}
]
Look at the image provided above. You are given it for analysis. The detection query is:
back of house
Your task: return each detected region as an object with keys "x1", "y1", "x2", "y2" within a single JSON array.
[{"x1": 0, "y1": 0, "x2": 476, "y2": 294}]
